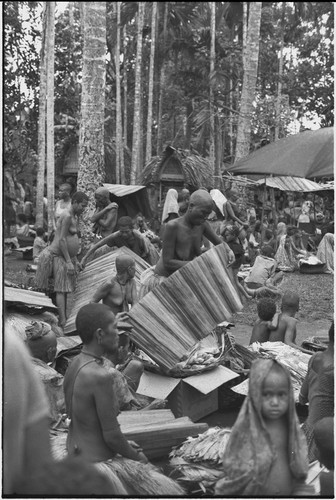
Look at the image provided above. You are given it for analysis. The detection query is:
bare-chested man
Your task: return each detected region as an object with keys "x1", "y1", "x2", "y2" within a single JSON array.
[
  {"x1": 91, "y1": 187, "x2": 118, "y2": 238},
  {"x1": 155, "y1": 189, "x2": 235, "y2": 277},
  {"x1": 91, "y1": 255, "x2": 138, "y2": 315},
  {"x1": 63, "y1": 303, "x2": 148, "y2": 464},
  {"x1": 138, "y1": 189, "x2": 235, "y2": 298},
  {"x1": 268, "y1": 290, "x2": 312, "y2": 354}
]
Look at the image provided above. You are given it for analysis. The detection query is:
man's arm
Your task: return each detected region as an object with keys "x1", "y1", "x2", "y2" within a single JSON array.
[
  {"x1": 130, "y1": 280, "x2": 138, "y2": 307},
  {"x1": 81, "y1": 233, "x2": 118, "y2": 268},
  {"x1": 94, "y1": 374, "x2": 148, "y2": 463},
  {"x1": 91, "y1": 204, "x2": 118, "y2": 229}
]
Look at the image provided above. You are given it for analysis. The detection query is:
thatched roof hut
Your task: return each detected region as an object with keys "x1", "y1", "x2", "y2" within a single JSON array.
[{"x1": 137, "y1": 146, "x2": 214, "y2": 213}]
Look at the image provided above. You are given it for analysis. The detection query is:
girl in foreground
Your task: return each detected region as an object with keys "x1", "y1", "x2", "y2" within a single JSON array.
[{"x1": 215, "y1": 359, "x2": 312, "y2": 496}]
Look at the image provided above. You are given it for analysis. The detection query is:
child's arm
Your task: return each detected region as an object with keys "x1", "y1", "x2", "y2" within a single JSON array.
[{"x1": 284, "y1": 318, "x2": 312, "y2": 354}]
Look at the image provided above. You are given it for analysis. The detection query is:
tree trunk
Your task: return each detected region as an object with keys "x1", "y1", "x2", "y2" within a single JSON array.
[
  {"x1": 209, "y1": 1, "x2": 216, "y2": 183},
  {"x1": 122, "y1": 25, "x2": 127, "y2": 183},
  {"x1": 235, "y1": 2, "x2": 262, "y2": 161},
  {"x1": 145, "y1": 1, "x2": 157, "y2": 164},
  {"x1": 46, "y1": 2, "x2": 55, "y2": 235},
  {"x1": 36, "y1": 2, "x2": 47, "y2": 229},
  {"x1": 130, "y1": 2, "x2": 145, "y2": 184},
  {"x1": 77, "y1": 2, "x2": 107, "y2": 244},
  {"x1": 275, "y1": 2, "x2": 285, "y2": 141},
  {"x1": 156, "y1": 1, "x2": 168, "y2": 156},
  {"x1": 115, "y1": 1, "x2": 121, "y2": 183}
]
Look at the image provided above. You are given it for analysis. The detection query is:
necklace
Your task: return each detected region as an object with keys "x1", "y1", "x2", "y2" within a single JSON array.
[{"x1": 81, "y1": 350, "x2": 104, "y2": 364}]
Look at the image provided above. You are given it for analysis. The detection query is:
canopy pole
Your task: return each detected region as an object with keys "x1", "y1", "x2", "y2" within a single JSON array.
[
  {"x1": 260, "y1": 178, "x2": 266, "y2": 246},
  {"x1": 291, "y1": 192, "x2": 295, "y2": 226}
]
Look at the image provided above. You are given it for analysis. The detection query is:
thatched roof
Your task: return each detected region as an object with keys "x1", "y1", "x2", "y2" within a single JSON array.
[{"x1": 137, "y1": 147, "x2": 214, "y2": 189}]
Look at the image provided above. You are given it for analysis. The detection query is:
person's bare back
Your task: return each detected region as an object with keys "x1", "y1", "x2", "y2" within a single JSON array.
[
  {"x1": 64, "y1": 355, "x2": 121, "y2": 462},
  {"x1": 260, "y1": 418, "x2": 294, "y2": 496},
  {"x1": 268, "y1": 313, "x2": 296, "y2": 343}
]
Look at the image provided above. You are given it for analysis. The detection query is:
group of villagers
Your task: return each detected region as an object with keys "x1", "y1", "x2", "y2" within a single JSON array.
[{"x1": 8, "y1": 183, "x2": 332, "y2": 496}]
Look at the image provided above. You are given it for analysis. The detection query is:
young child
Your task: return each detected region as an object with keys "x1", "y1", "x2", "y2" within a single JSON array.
[
  {"x1": 268, "y1": 290, "x2": 312, "y2": 354},
  {"x1": 244, "y1": 244, "x2": 283, "y2": 298},
  {"x1": 215, "y1": 358, "x2": 310, "y2": 496},
  {"x1": 33, "y1": 227, "x2": 47, "y2": 264},
  {"x1": 249, "y1": 298, "x2": 277, "y2": 344},
  {"x1": 90, "y1": 254, "x2": 138, "y2": 315}
]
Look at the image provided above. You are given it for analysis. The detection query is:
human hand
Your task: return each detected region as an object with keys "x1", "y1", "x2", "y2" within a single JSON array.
[
  {"x1": 137, "y1": 451, "x2": 149, "y2": 464},
  {"x1": 80, "y1": 257, "x2": 87, "y2": 270},
  {"x1": 106, "y1": 202, "x2": 118, "y2": 211},
  {"x1": 116, "y1": 312, "x2": 130, "y2": 323},
  {"x1": 66, "y1": 261, "x2": 75, "y2": 275},
  {"x1": 227, "y1": 249, "x2": 235, "y2": 265}
]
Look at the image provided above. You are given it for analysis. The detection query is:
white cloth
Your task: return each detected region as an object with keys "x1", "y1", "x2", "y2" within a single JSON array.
[
  {"x1": 161, "y1": 189, "x2": 179, "y2": 223},
  {"x1": 210, "y1": 189, "x2": 227, "y2": 216}
]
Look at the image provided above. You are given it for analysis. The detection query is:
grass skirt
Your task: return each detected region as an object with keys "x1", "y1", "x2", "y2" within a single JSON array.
[
  {"x1": 50, "y1": 430, "x2": 185, "y2": 496},
  {"x1": 53, "y1": 256, "x2": 77, "y2": 293},
  {"x1": 35, "y1": 247, "x2": 54, "y2": 290}
]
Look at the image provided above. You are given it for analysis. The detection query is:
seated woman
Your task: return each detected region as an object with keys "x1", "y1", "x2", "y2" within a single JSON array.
[
  {"x1": 274, "y1": 222, "x2": 296, "y2": 272},
  {"x1": 316, "y1": 232, "x2": 334, "y2": 273}
]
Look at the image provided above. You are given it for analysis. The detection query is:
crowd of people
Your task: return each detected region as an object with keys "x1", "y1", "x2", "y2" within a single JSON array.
[{"x1": 4, "y1": 178, "x2": 334, "y2": 496}]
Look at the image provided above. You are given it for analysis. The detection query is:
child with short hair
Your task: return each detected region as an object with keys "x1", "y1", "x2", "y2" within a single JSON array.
[
  {"x1": 244, "y1": 244, "x2": 283, "y2": 298},
  {"x1": 249, "y1": 298, "x2": 277, "y2": 344},
  {"x1": 33, "y1": 227, "x2": 47, "y2": 264},
  {"x1": 268, "y1": 290, "x2": 312, "y2": 354},
  {"x1": 215, "y1": 358, "x2": 311, "y2": 496}
]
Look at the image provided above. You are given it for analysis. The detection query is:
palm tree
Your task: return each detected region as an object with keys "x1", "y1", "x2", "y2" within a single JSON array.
[
  {"x1": 77, "y1": 2, "x2": 107, "y2": 243},
  {"x1": 46, "y1": 1, "x2": 55, "y2": 234},
  {"x1": 145, "y1": 1, "x2": 157, "y2": 164},
  {"x1": 115, "y1": 1, "x2": 122, "y2": 183},
  {"x1": 36, "y1": 2, "x2": 47, "y2": 229},
  {"x1": 209, "y1": 1, "x2": 216, "y2": 185},
  {"x1": 130, "y1": 2, "x2": 145, "y2": 184},
  {"x1": 156, "y1": 1, "x2": 168, "y2": 156},
  {"x1": 235, "y1": 2, "x2": 262, "y2": 161}
]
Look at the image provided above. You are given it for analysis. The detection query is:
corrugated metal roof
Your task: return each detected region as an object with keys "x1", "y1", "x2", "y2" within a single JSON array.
[
  {"x1": 103, "y1": 183, "x2": 146, "y2": 197},
  {"x1": 256, "y1": 176, "x2": 334, "y2": 192}
]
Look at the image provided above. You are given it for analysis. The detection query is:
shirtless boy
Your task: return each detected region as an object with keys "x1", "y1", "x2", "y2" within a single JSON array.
[
  {"x1": 63, "y1": 303, "x2": 148, "y2": 464},
  {"x1": 268, "y1": 291, "x2": 312, "y2": 354},
  {"x1": 154, "y1": 189, "x2": 235, "y2": 278},
  {"x1": 91, "y1": 255, "x2": 138, "y2": 315},
  {"x1": 249, "y1": 298, "x2": 277, "y2": 344}
]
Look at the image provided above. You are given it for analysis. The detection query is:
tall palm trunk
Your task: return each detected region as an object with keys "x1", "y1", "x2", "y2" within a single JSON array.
[
  {"x1": 145, "y1": 1, "x2": 157, "y2": 163},
  {"x1": 46, "y1": 2, "x2": 55, "y2": 235},
  {"x1": 36, "y1": 2, "x2": 47, "y2": 229},
  {"x1": 235, "y1": 2, "x2": 262, "y2": 161},
  {"x1": 156, "y1": 1, "x2": 168, "y2": 156},
  {"x1": 130, "y1": 2, "x2": 145, "y2": 184},
  {"x1": 115, "y1": 1, "x2": 122, "y2": 183},
  {"x1": 77, "y1": 2, "x2": 107, "y2": 244},
  {"x1": 122, "y1": 25, "x2": 127, "y2": 183},
  {"x1": 209, "y1": 1, "x2": 216, "y2": 186},
  {"x1": 275, "y1": 2, "x2": 285, "y2": 141}
]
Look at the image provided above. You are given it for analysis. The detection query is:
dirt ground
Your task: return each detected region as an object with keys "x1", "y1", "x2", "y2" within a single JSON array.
[{"x1": 4, "y1": 250, "x2": 334, "y2": 346}]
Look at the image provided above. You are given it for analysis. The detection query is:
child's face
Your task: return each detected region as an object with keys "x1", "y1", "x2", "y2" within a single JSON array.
[{"x1": 261, "y1": 368, "x2": 289, "y2": 420}]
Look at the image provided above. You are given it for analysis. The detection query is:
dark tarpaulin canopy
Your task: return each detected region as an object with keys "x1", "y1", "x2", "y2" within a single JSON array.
[{"x1": 226, "y1": 127, "x2": 334, "y2": 179}]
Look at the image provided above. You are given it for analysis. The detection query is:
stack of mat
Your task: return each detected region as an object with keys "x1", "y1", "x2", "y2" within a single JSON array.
[
  {"x1": 64, "y1": 247, "x2": 151, "y2": 336},
  {"x1": 51, "y1": 409, "x2": 208, "y2": 461},
  {"x1": 127, "y1": 244, "x2": 243, "y2": 371}
]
